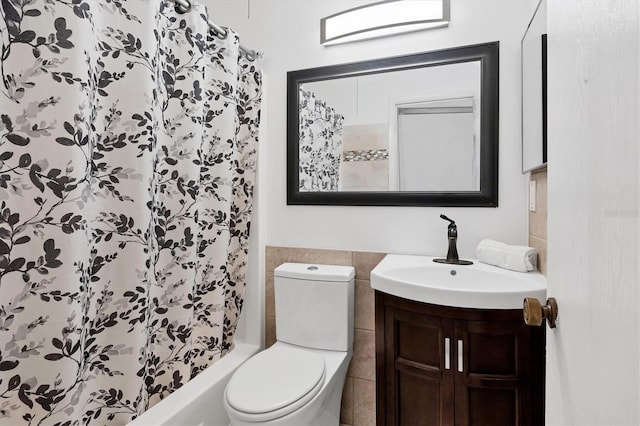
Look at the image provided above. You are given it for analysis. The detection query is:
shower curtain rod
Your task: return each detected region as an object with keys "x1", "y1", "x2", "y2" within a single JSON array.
[{"x1": 168, "y1": 0, "x2": 257, "y2": 60}]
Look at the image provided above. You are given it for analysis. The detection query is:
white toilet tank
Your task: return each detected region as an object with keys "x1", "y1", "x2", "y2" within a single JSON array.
[{"x1": 274, "y1": 263, "x2": 355, "y2": 351}]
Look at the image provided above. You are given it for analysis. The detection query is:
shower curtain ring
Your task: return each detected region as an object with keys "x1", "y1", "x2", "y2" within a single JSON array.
[
  {"x1": 215, "y1": 26, "x2": 229, "y2": 40},
  {"x1": 175, "y1": 0, "x2": 192, "y2": 14}
]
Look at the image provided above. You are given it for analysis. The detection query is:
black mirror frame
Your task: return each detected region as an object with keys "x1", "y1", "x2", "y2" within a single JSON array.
[{"x1": 287, "y1": 41, "x2": 499, "y2": 207}]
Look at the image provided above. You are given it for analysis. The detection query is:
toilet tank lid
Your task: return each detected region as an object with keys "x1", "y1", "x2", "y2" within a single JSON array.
[{"x1": 275, "y1": 263, "x2": 355, "y2": 282}]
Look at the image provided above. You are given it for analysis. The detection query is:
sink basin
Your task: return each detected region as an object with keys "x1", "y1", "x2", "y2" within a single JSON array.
[{"x1": 371, "y1": 254, "x2": 547, "y2": 309}]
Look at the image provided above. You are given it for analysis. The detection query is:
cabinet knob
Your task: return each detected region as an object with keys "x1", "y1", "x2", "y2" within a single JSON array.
[{"x1": 523, "y1": 297, "x2": 558, "y2": 328}]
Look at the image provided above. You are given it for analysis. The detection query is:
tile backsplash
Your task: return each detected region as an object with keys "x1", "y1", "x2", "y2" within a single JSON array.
[
  {"x1": 265, "y1": 246, "x2": 385, "y2": 426},
  {"x1": 529, "y1": 167, "x2": 547, "y2": 275}
]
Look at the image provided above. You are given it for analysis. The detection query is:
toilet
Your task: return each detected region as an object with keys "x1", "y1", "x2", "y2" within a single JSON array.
[{"x1": 224, "y1": 262, "x2": 355, "y2": 425}]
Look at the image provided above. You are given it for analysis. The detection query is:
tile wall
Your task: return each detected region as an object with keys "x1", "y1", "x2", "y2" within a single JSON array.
[
  {"x1": 340, "y1": 124, "x2": 389, "y2": 192},
  {"x1": 265, "y1": 246, "x2": 385, "y2": 426},
  {"x1": 529, "y1": 167, "x2": 548, "y2": 275}
]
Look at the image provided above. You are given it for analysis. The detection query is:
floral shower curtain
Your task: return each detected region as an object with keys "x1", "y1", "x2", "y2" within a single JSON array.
[
  {"x1": 0, "y1": 0, "x2": 261, "y2": 424},
  {"x1": 298, "y1": 88, "x2": 344, "y2": 191}
]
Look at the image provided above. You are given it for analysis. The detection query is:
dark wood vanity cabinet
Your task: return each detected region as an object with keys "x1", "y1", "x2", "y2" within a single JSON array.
[{"x1": 375, "y1": 292, "x2": 545, "y2": 426}]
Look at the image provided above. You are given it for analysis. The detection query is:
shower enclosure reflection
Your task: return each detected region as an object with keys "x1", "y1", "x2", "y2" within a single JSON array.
[{"x1": 390, "y1": 95, "x2": 479, "y2": 192}]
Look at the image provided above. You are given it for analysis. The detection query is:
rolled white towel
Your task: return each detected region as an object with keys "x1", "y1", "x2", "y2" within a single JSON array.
[{"x1": 476, "y1": 239, "x2": 538, "y2": 272}]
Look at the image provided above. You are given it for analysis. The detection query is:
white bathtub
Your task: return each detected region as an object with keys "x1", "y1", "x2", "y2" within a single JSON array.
[
  {"x1": 129, "y1": 246, "x2": 264, "y2": 426},
  {"x1": 129, "y1": 342, "x2": 260, "y2": 426}
]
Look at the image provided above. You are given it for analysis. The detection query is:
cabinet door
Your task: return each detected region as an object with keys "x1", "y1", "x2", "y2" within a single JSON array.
[
  {"x1": 453, "y1": 319, "x2": 541, "y2": 426},
  {"x1": 376, "y1": 293, "x2": 545, "y2": 426},
  {"x1": 382, "y1": 305, "x2": 455, "y2": 426}
]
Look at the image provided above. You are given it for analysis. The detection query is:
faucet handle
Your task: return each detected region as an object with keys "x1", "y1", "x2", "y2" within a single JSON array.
[{"x1": 440, "y1": 214, "x2": 456, "y2": 225}]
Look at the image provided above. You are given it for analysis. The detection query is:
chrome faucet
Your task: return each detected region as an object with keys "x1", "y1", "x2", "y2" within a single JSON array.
[{"x1": 433, "y1": 214, "x2": 473, "y2": 265}]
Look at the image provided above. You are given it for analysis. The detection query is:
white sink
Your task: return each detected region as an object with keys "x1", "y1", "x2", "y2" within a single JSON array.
[{"x1": 371, "y1": 254, "x2": 547, "y2": 309}]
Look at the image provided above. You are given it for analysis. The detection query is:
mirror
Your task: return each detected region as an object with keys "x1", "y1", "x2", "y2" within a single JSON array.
[
  {"x1": 287, "y1": 42, "x2": 499, "y2": 206},
  {"x1": 521, "y1": 0, "x2": 547, "y2": 173}
]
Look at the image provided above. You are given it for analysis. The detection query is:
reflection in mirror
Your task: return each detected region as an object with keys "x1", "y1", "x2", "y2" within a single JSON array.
[
  {"x1": 522, "y1": 0, "x2": 547, "y2": 173},
  {"x1": 391, "y1": 94, "x2": 479, "y2": 192},
  {"x1": 298, "y1": 88, "x2": 344, "y2": 192},
  {"x1": 299, "y1": 62, "x2": 480, "y2": 193},
  {"x1": 287, "y1": 42, "x2": 499, "y2": 206}
]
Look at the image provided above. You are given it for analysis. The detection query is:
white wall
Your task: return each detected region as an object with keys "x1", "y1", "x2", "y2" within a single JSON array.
[
  {"x1": 200, "y1": 0, "x2": 536, "y2": 258},
  {"x1": 546, "y1": 0, "x2": 640, "y2": 424}
]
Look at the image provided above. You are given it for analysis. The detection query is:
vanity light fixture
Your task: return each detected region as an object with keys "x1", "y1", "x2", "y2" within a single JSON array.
[{"x1": 321, "y1": 0, "x2": 450, "y2": 46}]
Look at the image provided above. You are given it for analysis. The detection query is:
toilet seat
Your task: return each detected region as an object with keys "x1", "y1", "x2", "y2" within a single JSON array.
[{"x1": 225, "y1": 345, "x2": 326, "y2": 423}]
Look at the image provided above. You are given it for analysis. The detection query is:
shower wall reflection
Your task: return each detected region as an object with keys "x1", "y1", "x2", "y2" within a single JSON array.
[{"x1": 340, "y1": 124, "x2": 389, "y2": 191}]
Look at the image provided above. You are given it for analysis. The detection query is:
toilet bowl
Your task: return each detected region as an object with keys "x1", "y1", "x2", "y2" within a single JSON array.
[{"x1": 223, "y1": 263, "x2": 355, "y2": 425}]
